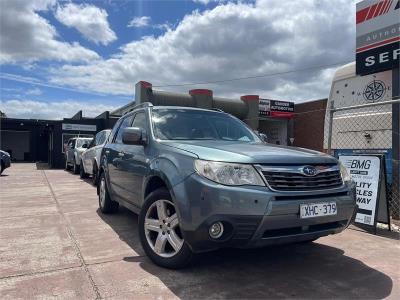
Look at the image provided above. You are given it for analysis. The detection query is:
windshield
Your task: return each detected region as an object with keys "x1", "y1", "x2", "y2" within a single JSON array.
[
  {"x1": 152, "y1": 109, "x2": 261, "y2": 142},
  {"x1": 76, "y1": 138, "x2": 92, "y2": 148}
]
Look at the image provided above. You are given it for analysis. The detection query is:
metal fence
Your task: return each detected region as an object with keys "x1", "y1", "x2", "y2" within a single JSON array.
[{"x1": 325, "y1": 99, "x2": 400, "y2": 220}]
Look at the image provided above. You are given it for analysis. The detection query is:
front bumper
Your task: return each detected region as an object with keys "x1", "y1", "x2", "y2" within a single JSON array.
[{"x1": 172, "y1": 173, "x2": 357, "y2": 253}]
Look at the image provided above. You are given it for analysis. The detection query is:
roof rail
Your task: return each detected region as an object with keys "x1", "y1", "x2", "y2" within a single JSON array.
[{"x1": 123, "y1": 102, "x2": 153, "y2": 115}]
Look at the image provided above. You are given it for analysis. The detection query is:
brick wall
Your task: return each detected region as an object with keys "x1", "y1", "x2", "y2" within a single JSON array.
[{"x1": 293, "y1": 99, "x2": 327, "y2": 152}]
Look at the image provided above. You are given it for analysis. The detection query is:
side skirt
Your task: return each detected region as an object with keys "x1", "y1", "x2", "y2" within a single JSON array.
[{"x1": 114, "y1": 195, "x2": 141, "y2": 215}]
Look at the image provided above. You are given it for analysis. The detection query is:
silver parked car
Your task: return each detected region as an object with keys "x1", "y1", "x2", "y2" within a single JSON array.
[
  {"x1": 65, "y1": 137, "x2": 93, "y2": 174},
  {"x1": 80, "y1": 129, "x2": 111, "y2": 184}
]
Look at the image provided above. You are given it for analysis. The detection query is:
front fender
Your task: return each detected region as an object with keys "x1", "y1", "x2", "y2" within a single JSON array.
[{"x1": 142, "y1": 154, "x2": 196, "y2": 202}]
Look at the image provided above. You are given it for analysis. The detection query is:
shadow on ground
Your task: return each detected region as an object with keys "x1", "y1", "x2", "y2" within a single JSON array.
[{"x1": 98, "y1": 207, "x2": 393, "y2": 299}]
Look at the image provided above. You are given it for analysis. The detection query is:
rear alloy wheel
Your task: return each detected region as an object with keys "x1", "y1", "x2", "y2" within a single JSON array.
[
  {"x1": 80, "y1": 160, "x2": 88, "y2": 179},
  {"x1": 98, "y1": 172, "x2": 119, "y2": 213},
  {"x1": 139, "y1": 188, "x2": 192, "y2": 269}
]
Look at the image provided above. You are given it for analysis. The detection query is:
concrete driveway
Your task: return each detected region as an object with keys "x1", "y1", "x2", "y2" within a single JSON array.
[{"x1": 0, "y1": 163, "x2": 399, "y2": 299}]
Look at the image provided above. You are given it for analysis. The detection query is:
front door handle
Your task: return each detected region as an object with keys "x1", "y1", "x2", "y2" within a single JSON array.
[
  {"x1": 105, "y1": 150, "x2": 110, "y2": 154},
  {"x1": 118, "y1": 152, "x2": 125, "y2": 157}
]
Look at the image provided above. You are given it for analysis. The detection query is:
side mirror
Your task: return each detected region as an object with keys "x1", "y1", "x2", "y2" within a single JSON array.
[
  {"x1": 122, "y1": 127, "x2": 146, "y2": 145},
  {"x1": 81, "y1": 144, "x2": 88, "y2": 149}
]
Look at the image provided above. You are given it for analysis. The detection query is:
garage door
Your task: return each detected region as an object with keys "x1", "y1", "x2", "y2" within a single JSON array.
[{"x1": 0, "y1": 130, "x2": 31, "y2": 161}]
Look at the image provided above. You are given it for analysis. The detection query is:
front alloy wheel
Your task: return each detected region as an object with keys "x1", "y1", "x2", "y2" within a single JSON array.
[
  {"x1": 139, "y1": 188, "x2": 192, "y2": 269},
  {"x1": 145, "y1": 199, "x2": 183, "y2": 257}
]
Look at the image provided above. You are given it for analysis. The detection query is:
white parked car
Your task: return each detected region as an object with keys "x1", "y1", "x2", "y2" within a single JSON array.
[
  {"x1": 80, "y1": 129, "x2": 111, "y2": 185},
  {"x1": 65, "y1": 137, "x2": 93, "y2": 174}
]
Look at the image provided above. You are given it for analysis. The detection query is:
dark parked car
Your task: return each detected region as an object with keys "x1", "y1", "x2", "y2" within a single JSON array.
[
  {"x1": 0, "y1": 150, "x2": 11, "y2": 174},
  {"x1": 98, "y1": 103, "x2": 357, "y2": 268}
]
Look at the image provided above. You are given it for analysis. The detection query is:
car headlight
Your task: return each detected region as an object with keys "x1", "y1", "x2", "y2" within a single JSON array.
[
  {"x1": 194, "y1": 159, "x2": 265, "y2": 186},
  {"x1": 339, "y1": 161, "x2": 352, "y2": 183}
]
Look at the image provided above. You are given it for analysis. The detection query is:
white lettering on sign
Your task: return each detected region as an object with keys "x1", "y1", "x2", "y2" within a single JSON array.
[
  {"x1": 339, "y1": 155, "x2": 381, "y2": 226},
  {"x1": 363, "y1": 48, "x2": 400, "y2": 66},
  {"x1": 62, "y1": 123, "x2": 97, "y2": 132}
]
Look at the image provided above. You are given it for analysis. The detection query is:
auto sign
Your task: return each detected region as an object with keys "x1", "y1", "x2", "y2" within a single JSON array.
[{"x1": 356, "y1": 0, "x2": 400, "y2": 75}]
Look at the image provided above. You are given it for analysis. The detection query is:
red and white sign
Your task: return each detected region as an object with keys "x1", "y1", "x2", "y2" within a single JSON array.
[
  {"x1": 356, "y1": 0, "x2": 399, "y2": 75},
  {"x1": 259, "y1": 99, "x2": 294, "y2": 118}
]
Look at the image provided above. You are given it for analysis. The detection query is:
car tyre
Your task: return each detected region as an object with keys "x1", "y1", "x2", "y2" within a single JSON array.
[
  {"x1": 98, "y1": 172, "x2": 119, "y2": 213},
  {"x1": 80, "y1": 160, "x2": 88, "y2": 179},
  {"x1": 92, "y1": 162, "x2": 98, "y2": 186},
  {"x1": 139, "y1": 187, "x2": 193, "y2": 269},
  {"x1": 0, "y1": 161, "x2": 4, "y2": 175},
  {"x1": 73, "y1": 159, "x2": 79, "y2": 174}
]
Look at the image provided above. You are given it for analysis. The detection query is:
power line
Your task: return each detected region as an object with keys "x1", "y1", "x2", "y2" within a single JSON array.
[{"x1": 152, "y1": 60, "x2": 353, "y2": 88}]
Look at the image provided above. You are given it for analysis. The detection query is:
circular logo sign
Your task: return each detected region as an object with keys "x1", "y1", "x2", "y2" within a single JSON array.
[
  {"x1": 363, "y1": 80, "x2": 386, "y2": 102},
  {"x1": 302, "y1": 166, "x2": 317, "y2": 176}
]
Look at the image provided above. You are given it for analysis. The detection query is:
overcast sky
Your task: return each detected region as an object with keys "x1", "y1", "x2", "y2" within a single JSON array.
[{"x1": 0, "y1": 0, "x2": 356, "y2": 120}]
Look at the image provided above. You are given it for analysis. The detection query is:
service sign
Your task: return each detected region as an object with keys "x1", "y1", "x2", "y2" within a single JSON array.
[
  {"x1": 339, "y1": 155, "x2": 381, "y2": 226},
  {"x1": 356, "y1": 0, "x2": 400, "y2": 75}
]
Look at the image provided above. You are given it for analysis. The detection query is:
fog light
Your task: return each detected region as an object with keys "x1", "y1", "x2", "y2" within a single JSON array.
[{"x1": 209, "y1": 222, "x2": 224, "y2": 239}]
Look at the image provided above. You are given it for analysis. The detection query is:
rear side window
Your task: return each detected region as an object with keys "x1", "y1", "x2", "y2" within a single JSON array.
[{"x1": 114, "y1": 115, "x2": 134, "y2": 144}]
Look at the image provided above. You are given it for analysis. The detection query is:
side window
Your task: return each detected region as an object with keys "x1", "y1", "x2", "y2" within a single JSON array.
[
  {"x1": 88, "y1": 138, "x2": 95, "y2": 148},
  {"x1": 115, "y1": 115, "x2": 134, "y2": 144},
  {"x1": 69, "y1": 139, "x2": 76, "y2": 149},
  {"x1": 97, "y1": 132, "x2": 106, "y2": 145},
  {"x1": 132, "y1": 112, "x2": 147, "y2": 129},
  {"x1": 109, "y1": 119, "x2": 123, "y2": 143},
  {"x1": 103, "y1": 131, "x2": 111, "y2": 144},
  {"x1": 94, "y1": 131, "x2": 103, "y2": 146}
]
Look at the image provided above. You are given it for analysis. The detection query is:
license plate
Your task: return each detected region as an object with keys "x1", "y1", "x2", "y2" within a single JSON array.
[{"x1": 300, "y1": 202, "x2": 337, "y2": 219}]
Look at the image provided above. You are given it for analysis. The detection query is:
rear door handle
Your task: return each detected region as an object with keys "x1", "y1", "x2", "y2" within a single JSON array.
[
  {"x1": 105, "y1": 150, "x2": 110, "y2": 154},
  {"x1": 118, "y1": 152, "x2": 125, "y2": 157}
]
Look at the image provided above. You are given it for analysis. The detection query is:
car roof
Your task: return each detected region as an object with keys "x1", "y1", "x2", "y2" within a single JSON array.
[
  {"x1": 122, "y1": 105, "x2": 227, "y2": 119},
  {"x1": 152, "y1": 106, "x2": 224, "y2": 112}
]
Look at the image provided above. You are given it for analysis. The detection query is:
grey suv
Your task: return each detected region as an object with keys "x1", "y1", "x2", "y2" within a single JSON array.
[{"x1": 98, "y1": 103, "x2": 357, "y2": 268}]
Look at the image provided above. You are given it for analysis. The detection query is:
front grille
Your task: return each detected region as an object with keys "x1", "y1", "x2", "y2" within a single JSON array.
[{"x1": 262, "y1": 169, "x2": 343, "y2": 191}]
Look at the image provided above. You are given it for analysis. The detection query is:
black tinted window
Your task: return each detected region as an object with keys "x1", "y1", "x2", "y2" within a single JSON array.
[
  {"x1": 152, "y1": 109, "x2": 260, "y2": 142},
  {"x1": 115, "y1": 116, "x2": 133, "y2": 144}
]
